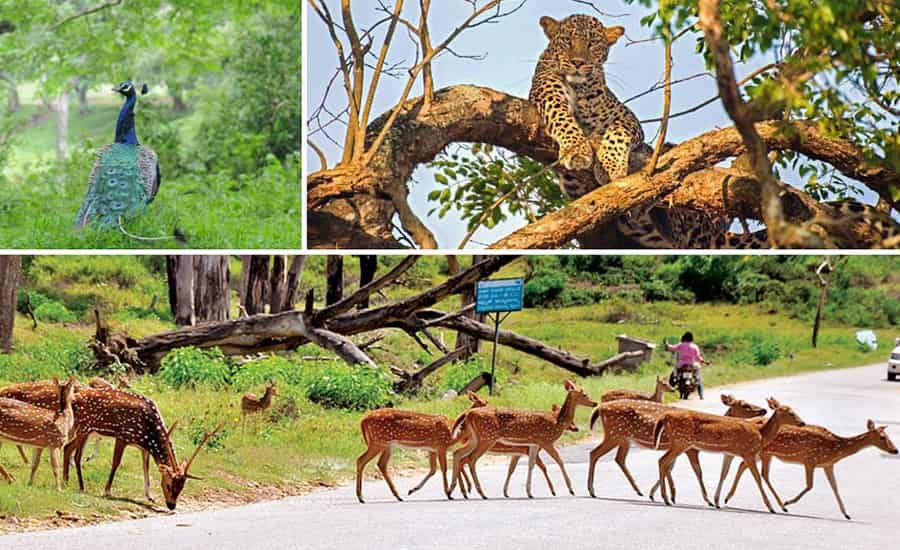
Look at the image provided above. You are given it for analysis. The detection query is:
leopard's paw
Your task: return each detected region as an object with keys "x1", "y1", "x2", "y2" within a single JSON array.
[{"x1": 559, "y1": 139, "x2": 594, "y2": 171}]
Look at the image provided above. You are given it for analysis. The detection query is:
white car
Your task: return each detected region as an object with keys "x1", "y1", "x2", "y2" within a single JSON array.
[{"x1": 889, "y1": 338, "x2": 900, "y2": 382}]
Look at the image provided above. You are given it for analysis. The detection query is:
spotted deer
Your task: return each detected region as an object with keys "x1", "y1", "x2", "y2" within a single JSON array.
[
  {"x1": 449, "y1": 380, "x2": 597, "y2": 499},
  {"x1": 652, "y1": 397, "x2": 805, "y2": 512},
  {"x1": 60, "y1": 386, "x2": 222, "y2": 509},
  {"x1": 645, "y1": 393, "x2": 769, "y2": 503},
  {"x1": 409, "y1": 402, "x2": 580, "y2": 499},
  {"x1": 601, "y1": 375, "x2": 674, "y2": 403},
  {"x1": 0, "y1": 376, "x2": 78, "y2": 490},
  {"x1": 722, "y1": 419, "x2": 897, "y2": 519},
  {"x1": 241, "y1": 381, "x2": 278, "y2": 416}
]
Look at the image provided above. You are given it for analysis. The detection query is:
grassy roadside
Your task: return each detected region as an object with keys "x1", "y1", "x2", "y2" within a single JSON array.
[{"x1": 0, "y1": 298, "x2": 884, "y2": 532}]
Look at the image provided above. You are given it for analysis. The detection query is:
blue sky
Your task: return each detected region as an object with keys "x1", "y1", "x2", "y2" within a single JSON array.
[{"x1": 306, "y1": 1, "x2": 879, "y2": 248}]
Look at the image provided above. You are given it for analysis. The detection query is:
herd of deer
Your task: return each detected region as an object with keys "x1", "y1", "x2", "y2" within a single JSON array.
[
  {"x1": 0, "y1": 376, "x2": 222, "y2": 510},
  {"x1": 357, "y1": 376, "x2": 897, "y2": 519}
]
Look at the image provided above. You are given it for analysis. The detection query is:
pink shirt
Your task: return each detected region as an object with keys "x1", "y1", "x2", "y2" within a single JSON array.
[{"x1": 667, "y1": 342, "x2": 703, "y2": 367}]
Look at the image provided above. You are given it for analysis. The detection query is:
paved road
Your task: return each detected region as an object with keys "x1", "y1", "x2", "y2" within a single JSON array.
[{"x1": 3, "y1": 363, "x2": 898, "y2": 550}]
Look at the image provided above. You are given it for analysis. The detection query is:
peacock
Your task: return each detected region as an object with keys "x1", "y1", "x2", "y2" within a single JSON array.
[{"x1": 74, "y1": 80, "x2": 161, "y2": 229}]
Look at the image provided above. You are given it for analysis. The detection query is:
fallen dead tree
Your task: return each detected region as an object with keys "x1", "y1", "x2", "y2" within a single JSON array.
[{"x1": 89, "y1": 256, "x2": 644, "y2": 386}]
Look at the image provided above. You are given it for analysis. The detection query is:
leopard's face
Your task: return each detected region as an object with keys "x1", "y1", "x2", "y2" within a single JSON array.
[{"x1": 540, "y1": 15, "x2": 624, "y2": 85}]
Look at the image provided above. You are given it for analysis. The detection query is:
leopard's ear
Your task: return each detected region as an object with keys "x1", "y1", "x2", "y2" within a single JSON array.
[
  {"x1": 540, "y1": 16, "x2": 560, "y2": 39},
  {"x1": 605, "y1": 25, "x2": 625, "y2": 45}
]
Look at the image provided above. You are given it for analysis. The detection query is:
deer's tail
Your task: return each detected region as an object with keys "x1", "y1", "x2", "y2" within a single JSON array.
[
  {"x1": 653, "y1": 417, "x2": 667, "y2": 450},
  {"x1": 589, "y1": 406, "x2": 602, "y2": 431}
]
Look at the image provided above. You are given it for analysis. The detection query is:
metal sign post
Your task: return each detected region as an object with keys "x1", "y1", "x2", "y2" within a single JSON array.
[{"x1": 475, "y1": 278, "x2": 524, "y2": 395}]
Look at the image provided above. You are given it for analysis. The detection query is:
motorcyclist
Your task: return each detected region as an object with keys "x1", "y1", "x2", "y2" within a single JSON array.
[{"x1": 665, "y1": 331, "x2": 708, "y2": 399}]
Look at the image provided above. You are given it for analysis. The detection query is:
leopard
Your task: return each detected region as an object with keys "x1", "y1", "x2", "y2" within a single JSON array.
[{"x1": 529, "y1": 14, "x2": 750, "y2": 248}]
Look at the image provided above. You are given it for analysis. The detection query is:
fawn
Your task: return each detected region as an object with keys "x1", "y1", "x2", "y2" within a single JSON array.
[
  {"x1": 601, "y1": 375, "x2": 674, "y2": 403},
  {"x1": 242, "y1": 381, "x2": 279, "y2": 416}
]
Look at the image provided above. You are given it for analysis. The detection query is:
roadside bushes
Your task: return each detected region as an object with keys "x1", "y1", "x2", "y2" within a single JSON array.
[
  {"x1": 304, "y1": 363, "x2": 393, "y2": 410},
  {"x1": 159, "y1": 347, "x2": 233, "y2": 389},
  {"x1": 524, "y1": 270, "x2": 567, "y2": 307},
  {"x1": 0, "y1": 338, "x2": 91, "y2": 381}
]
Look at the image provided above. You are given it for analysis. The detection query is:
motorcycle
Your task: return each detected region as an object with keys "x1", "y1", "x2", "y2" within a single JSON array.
[{"x1": 673, "y1": 364, "x2": 699, "y2": 400}]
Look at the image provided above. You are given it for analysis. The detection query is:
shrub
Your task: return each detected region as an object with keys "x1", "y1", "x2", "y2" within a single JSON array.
[
  {"x1": 32, "y1": 301, "x2": 78, "y2": 323},
  {"x1": 304, "y1": 363, "x2": 392, "y2": 410},
  {"x1": 158, "y1": 347, "x2": 232, "y2": 389},
  {"x1": 231, "y1": 355, "x2": 305, "y2": 392},
  {"x1": 0, "y1": 339, "x2": 91, "y2": 381},
  {"x1": 747, "y1": 336, "x2": 781, "y2": 366},
  {"x1": 524, "y1": 271, "x2": 567, "y2": 307},
  {"x1": 558, "y1": 287, "x2": 606, "y2": 307}
]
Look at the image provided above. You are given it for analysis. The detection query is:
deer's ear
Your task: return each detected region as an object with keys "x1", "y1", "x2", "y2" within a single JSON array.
[
  {"x1": 721, "y1": 394, "x2": 733, "y2": 405},
  {"x1": 766, "y1": 397, "x2": 780, "y2": 410},
  {"x1": 604, "y1": 25, "x2": 625, "y2": 45},
  {"x1": 540, "y1": 16, "x2": 560, "y2": 39},
  {"x1": 867, "y1": 419, "x2": 875, "y2": 430},
  {"x1": 564, "y1": 380, "x2": 576, "y2": 391}
]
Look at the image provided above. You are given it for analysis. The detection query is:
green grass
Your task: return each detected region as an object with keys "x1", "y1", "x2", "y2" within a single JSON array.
[
  {"x1": 0, "y1": 295, "x2": 880, "y2": 529},
  {"x1": 0, "y1": 86, "x2": 301, "y2": 249}
]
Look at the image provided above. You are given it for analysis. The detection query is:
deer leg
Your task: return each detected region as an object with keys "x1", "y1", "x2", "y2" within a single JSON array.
[
  {"x1": 587, "y1": 437, "x2": 621, "y2": 498},
  {"x1": 436, "y1": 449, "x2": 450, "y2": 500},
  {"x1": 376, "y1": 448, "x2": 402, "y2": 502},
  {"x1": 724, "y1": 460, "x2": 748, "y2": 504},
  {"x1": 525, "y1": 445, "x2": 538, "y2": 499},
  {"x1": 73, "y1": 434, "x2": 89, "y2": 492},
  {"x1": 503, "y1": 455, "x2": 519, "y2": 498},
  {"x1": 142, "y1": 449, "x2": 154, "y2": 502},
  {"x1": 449, "y1": 433, "x2": 479, "y2": 499},
  {"x1": 50, "y1": 447, "x2": 61, "y2": 491},
  {"x1": 648, "y1": 467, "x2": 677, "y2": 502},
  {"x1": 355, "y1": 445, "x2": 382, "y2": 504},
  {"x1": 461, "y1": 459, "x2": 473, "y2": 497},
  {"x1": 16, "y1": 445, "x2": 29, "y2": 465},
  {"x1": 464, "y1": 439, "x2": 494, "y2": 500},
  {"x1": 714, "y1": 455, "x2": 735, "y2": 508},
  {"x1": 0, "y1": 462, "x2": 14, "y2": 483},
  {"x1": 667, "y1": 470, "x2": 677, "y2": 504},
  {"x1": 823, "y1": 465, "x2": 850, "y2": 520},
  {"x1": 686, "y1": 449, "x2": 712, "y2": 507},
  {"x1": 407, "y1": 452, "x2": 437, "y2": 496},
  {"x1": 540, "y1": 444, "x2": 574, "y2": 496},
  {"x1": 743, "y1": 454, "x2": 775, "y2": 513},
  {"x1": 657, "y1": 448, "x2": 681, "y2": 506},
  {"x1": 104, "y1": 439, "x2": 128, "y2": 498},
  {"x1": 760, "y1": 455, "x2": 787, "y2": 512},
  {"x1": 28, "y1": 447, "x2": 43, "y2": 486},
  {"x1": 784, "y1": 464, "x2": 815, "y2": 507},
  {"x1": 85, "y1": 435, "x2": 100, "y2": 463},
  {"x1": 536, "y1": 454, "x2": 557, "y2": 497},
  {"x1": 613, "y1": 444, "x2": 643, "y2": 497}
]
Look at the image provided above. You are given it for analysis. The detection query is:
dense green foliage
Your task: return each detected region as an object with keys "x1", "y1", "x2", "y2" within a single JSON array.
[{"x1": 0, "y1": 1, "x2": 301, "y2": 248}]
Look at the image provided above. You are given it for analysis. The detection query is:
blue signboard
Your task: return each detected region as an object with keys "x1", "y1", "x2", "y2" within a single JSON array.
[{"x1": 476, "y1": 278, "x2": 524, "y2": 314}]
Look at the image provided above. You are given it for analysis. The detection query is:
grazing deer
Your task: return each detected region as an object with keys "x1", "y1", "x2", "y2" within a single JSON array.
[
  {"x1": 62, "y1": 386, "x2": 222, "y2": 510},
  {"x1": 241, "y1": 381, "x2": 278, "y2": 416},
  {"x1": 409, "y1": 402, "x2": 579, "y2": 499},
  {"x1": 0, "y1": 376, "x2": 77, "y2": 490},
  {"x1": 722, "y1": 419, "x2": 897, "y2": 519},
  {"x1": 449, "y1": 380, "x2": 597, "y2": 499},
  {"x1": 601, "y1": 375, "x2": 674, "y2": 403},
  {"x1": 651, "y1": 397, "x2": 805, "y2": 512}
]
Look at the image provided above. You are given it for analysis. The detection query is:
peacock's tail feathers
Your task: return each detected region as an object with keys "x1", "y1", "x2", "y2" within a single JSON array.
[{"x1": 75, "y1": 143, "x2": 160, "y2": 228}]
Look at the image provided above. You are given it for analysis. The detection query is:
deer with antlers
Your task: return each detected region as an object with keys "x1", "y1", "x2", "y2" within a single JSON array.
[
  {"x1": 651, "y1": 397, "x2": 805, "y2": 512},
  {"x1": 241, "y1": 381, "x2": 278, "y2": 416},
  {"x1": 61, "y1": 386, "x2": 222, "y2": 510},
  {"x1": 587, "y1": 394, "x2": 767, "y2": 503},
  {"x1": 0, "y1": 376, "x2": 77, "y2": 490},
  {"x1": 721, "y1": 419, "x2": 897, "y2": 519},
  {"x1": 601, "y1": 375, "x2": 674, "y2": 403},
  {"x1": 449, "y1": 380, "x2": 597, "y2": 499}
]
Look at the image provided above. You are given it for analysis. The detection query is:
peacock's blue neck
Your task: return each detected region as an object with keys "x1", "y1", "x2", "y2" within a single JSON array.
[{"x1": 114, "y1": 93, "x2": 139, "y2": 145}]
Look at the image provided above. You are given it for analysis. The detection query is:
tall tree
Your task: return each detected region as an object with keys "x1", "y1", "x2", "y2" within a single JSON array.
[
  {"x1": 241, "y1": 255, "x2": 270, "y2": 315},
  {"x1": 0, "y1": 255, "x2": 22, "y2": 354},
  {"x1": 812, "y1": 256, "x2": 847, "y2": 348},
  {"x1": 357, "y1": 256, "x2": 377, "y2": 309},
  {"x1": 168, "y1": 256, "x2": 196, "y2": 326},
  {"x1": 326, "y1": 256, "x2": 344, "y2": 305},
  {"x1": 193, "y1": 255, "x2": 230, "y2": 323}
]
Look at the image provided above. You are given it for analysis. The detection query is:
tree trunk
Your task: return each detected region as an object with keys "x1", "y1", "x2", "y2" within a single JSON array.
[
  {"x1": 193, "y1": 256, "x2": 230, "y2": 323},
  {"x1": 269, "y1": 256, "x2": 289, "y2": 313},
  {"x1": 77, "y1": 84, "x2": 89, "y2": 115},
  {"x1": 812, "y1": 257, "x2": 844, "y2": 348},
  {"x1": 280, "y1": 256, "x2": 306, "y2": 313},
  {"x1": 0, "y1": 256, "x2": 21, "y2": 354},
  {"x1": 0, "y1": 73, "x2": 19, "y2": 113},
  {"x1": 326, "y1": 256, "x2": 344, "y2": 305},
  {"x1": 170, "y1": 256, "x2": 196, "y2": 326},
  {"x1": 357, "y1": 256, "x2": 378, "y2": 309},
  {"x1": 55, "y1": 92, "x2": 69, "y2": 161},
  {"x1": 241, "y1": 256, "x2": 270, "y2": 315},
  {"x1": 454, "y1": 255, "x2": 485, "y2": 359},
  {"x1": 165, "y1": 256, "x2": 179, "y2": 321}
]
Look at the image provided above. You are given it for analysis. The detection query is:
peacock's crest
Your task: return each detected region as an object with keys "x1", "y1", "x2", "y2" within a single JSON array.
[{"x1": 75, "y1": 80, "x2": 161, "y2": 229}]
